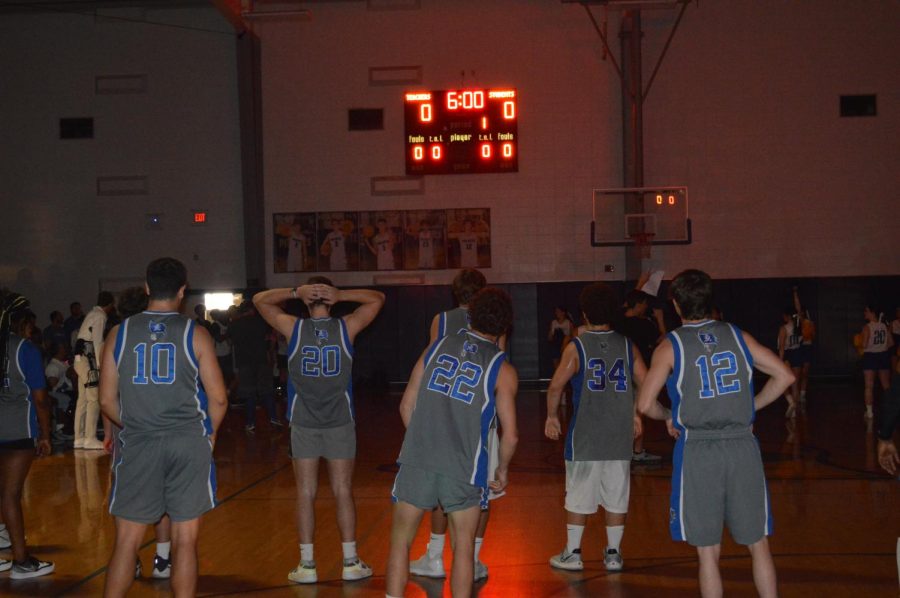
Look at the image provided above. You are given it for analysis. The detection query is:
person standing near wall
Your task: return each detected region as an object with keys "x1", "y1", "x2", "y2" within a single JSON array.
[
  {"x1": 793, "y1": 287, "x2": 815, "y2": 411},
  {"x1": 73, "y1": 291, "x2": 115, "y2": 450},
  {"x1": 253, "y1": 278, "x2": 384, "y2": 585},
  {"x1": 860, "y1": 305, "x2": 893, "y2": 421},
  {"x1": 777, "y1": 309, "x2": 803, "y2": 419}
]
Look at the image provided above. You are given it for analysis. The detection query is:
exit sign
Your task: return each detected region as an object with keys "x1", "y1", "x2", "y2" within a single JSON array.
[{"x1": 191, "y1": 210, "x2": 208, "y2": 225}]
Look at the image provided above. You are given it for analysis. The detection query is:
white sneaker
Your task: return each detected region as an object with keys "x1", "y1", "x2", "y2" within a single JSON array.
[
  {"x1": 0, "y1": 559, "x2": 11, "y2": 572},
  {"x1": 288, "y1": 560, "x2": 317, "y2": 584},
  {"x1": 83, "y1": 439, "x2": 105, "y2": 450},
  {"x1": 151, "y1": 555, "x2": 171, "y2": 579},
  {"x1": 341, "y1": 557, "x2": 373, "y2": 581},
  {"x1": 549, "y1": 548, "x2": 583, "y2": 571},
  {"x1": 604, "y1": 547, "x2": 623, "y2": 571},
  {"x1": 73, "y1": 439, "x2": 85, "y2": 449},
  {"x1": 474, "y1": 560, "x2": 488, "y2": 581},
  {"x1": 0, "y1": 526, "x2": 10, "y2": 550},
  {"x1": 632, "y1": 450, "x2": 662, "y2": 463},
  {"x1": 10, "y1": 557, "x2": 54, "y2": 579},
  {"x1": 409, "y1": 552, "x2": 446, "y2": 578}
]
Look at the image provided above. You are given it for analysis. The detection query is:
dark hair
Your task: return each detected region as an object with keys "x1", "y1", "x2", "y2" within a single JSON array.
[
  {"x1": 97, "y1": 291, "x2": 115, "y2": 307},
  {"x1": 146, "y1": 257, "x2": 188, "y2": 300},
  {"x1": 669, "y1": 269, "x2": 713, "y2": 320},
  {"x1": 1, "y1": 291, "x2": 30, "y2": 387},
  {"x1": 580, "y1": 283, "x2": 617, "y2": 326},
  {"x1": 69, "y1": 301, "x2": 81, "y2": 311},
  {"x1": 624, "y1": 290, "x2": 651, "y2": 309},
  {"x1": 117, "y1": 286, "x2": 149, "y2": 318},
  {"x1": 452, "y1": 269, "x2": 486, "y2": 305},
  {"x1": 49, "y1": 310, "x2": 62, "y2": 323},
  {"x1": 306, "y1": 276, "x2": 334, "y2": 309},
  {"x1": 469, "y1": 287, "x2": 513, "y2": 337}
]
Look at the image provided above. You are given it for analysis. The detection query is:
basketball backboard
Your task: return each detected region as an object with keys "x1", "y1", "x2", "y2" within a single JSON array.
[{"x1": 591, "y1": 186, "x2": 691, "y2": 247}]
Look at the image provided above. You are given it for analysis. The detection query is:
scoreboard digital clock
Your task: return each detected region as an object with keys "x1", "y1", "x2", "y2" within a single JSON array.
[{"x1": 404, "y1": 88, "x2": 518, "y2": 175}]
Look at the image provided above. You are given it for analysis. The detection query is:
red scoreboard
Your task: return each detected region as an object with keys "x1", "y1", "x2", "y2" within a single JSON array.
[{"x1": 404, "y1": 88, "x2": 518, "y2": 175}]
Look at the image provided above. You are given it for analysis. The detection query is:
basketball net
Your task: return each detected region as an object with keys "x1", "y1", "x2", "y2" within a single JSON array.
[{"x1": 632, "y1": 233, "x2": 654, "y2": 259}]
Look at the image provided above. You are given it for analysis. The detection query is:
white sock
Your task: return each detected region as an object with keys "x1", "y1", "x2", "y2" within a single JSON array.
[
  {"x1": 342, "y1": 541, "x2": 357, "y2": 561},
  {"x1": 866, "y1": 405, "x2": 874, "y2": 416},
  {"x1": 300, "y1": 543, "x2": 314, "y2": 562},
  {"x1": 156, "y1": 541, "x2": 171, "y2": 560},
  {"x1": 606, "y1": 525, "x2": 625, "y2": 551},
  {"x1": 427, "y1": 533, "x2": 445, "y2": 558},
  {"x1": 566, "y1": 524, "x2": 585, "y2": 553},
  {"x1": 473, "y1": 537, "x2": 484, "y2": 562}
]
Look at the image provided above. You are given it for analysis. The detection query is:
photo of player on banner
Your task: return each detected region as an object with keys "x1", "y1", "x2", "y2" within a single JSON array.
[
  {"x1": 273, "y1": 212, "x2": 317, "y2": 273},
  {"x1": 403, "y1": 210, "x2": 447, "y2": 270},
  {"x1": 447, "y1": 208, "x2": 491, "y2": 269},
  {"x1": 317, "y1": 212, "x2": 359, "y2": 272},
  {"x1": 359, "y1": 210, "x2": 403, "y2": 271}
]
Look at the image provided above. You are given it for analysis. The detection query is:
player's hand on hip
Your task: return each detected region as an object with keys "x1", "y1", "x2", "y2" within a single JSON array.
[
  {"x1": 665, "y1": 418, "x2": 680, "y2": 439},
  {"x1": 489, "y1": 467, "x2": 508, "y2": 493},
  {"x1": 36, "y1": 438, "x2": 52, "y2": 457},
  {"x1": 877, "y1": 439, "x2": 899, "y2": 475},
  {"x1": 544, "y1": 416, "x2": 562, "y2": 440}
]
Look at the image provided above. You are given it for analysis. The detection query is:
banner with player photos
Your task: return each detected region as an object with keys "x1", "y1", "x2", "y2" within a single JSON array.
[{"x1": 273, "y1": 208, "x2": 490, "y2": 273}]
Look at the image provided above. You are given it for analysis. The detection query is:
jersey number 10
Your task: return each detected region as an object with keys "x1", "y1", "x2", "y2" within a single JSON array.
[{"x1": 133, "y1": 342, "x2": 176, "y2": 385}]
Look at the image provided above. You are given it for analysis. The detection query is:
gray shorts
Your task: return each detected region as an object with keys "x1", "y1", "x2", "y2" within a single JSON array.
[
  {"x1": 109, "y1": 433, "x2": 216, "y2": 524},
  {"x1": 291, "y1": 422, "x2": 356, "y2": 460},
  {"x1": 669, "y1": 430, "x2": 772, "y2": 547},
  {"x1": 392, "y1": 463, "x2": 485, "y2": 513}
]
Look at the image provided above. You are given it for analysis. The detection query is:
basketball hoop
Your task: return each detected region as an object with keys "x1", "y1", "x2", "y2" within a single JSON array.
[{"x1": 631, "y1": 232, "x2": 655, "y2": 259}]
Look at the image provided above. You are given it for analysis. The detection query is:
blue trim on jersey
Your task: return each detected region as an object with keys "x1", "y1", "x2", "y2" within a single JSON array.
[
  {"x1": 184, "y1": 322, "x2": 211, "y2": 436},
  {"x1": 625, "y1": 337, "x2": 634, "y2": 378},
  {"x1": 339, "y1": 318, "x2": 354, "y2": 356},
  {"x1": 347, "y1": 379, "x2": 355, "y2": 421},
  {"x1": 729, "y1": 323, "x2": 756, "y2": 424},
  {"x1": 438, "y1": 312, "x2": 447, "y2": 338},
  {"x1": 109, "y1": 436, "x2": 125, "y2": 512},
  {"x1": 564, "y1": 338, "x2": 588, "y2": 461},
  {"x1": 670, "y1": 434, "x2": 686, "y2": 541},
  {"x1": 185, "y1": 320, "x2": 198, "y2": 368},
  {"x1": 286, "y1": 319, "x2": 302, "y2": 423},
  {"x1": 474, "y1": 353, "x2": 504, "y2": 488},
  {"x1": 207, "y1": 449, "x2": 218, "y2": 508},
  {"x1": 113, "y1": 319, "x2": 128, "y2": 366},
  {"x1": 287, "y1": 319, "x2": 301, "y2": 357},
  {"x1": 423, "y1": 336, "x2": 449, "y2": 368},
  {"x1": 666, "y1": 332, "x2": 686, "y2": 433}
]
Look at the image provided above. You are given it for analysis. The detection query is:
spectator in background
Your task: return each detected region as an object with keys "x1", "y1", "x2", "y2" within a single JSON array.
[
  {"x1": 43, "y1": 311, "x2": 69, "y2": 357},
  {"x1": 229, "y1": 301, "x2": 280, "y2": 432},
  {"x1": 194, "y1": 304, "x2": 212, "y2": 333},
  {"x1": 64, "y1": 302, "x2": 84, "y2": 348},
  {"x1": 45, "y1": 341, "x2": 76, "y2": 440},
  {"x1": 73, "y1": 291, "x2": 115, "y2": 450},
  {"x1": 209, "y1": 310, "x2": 234, "y2": 397}
]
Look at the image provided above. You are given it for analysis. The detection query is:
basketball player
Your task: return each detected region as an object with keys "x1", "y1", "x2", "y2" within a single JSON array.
[
  {"x1": 286, "y1": 221, "x2": 308, "y2": 272},
  {"x1": 411, "y1": 268, "x2": 501, "y2": 581},
  {"x1": 386, "y1": 287, "x2": 519, "y2": 598},
  {"x1": 253, "y1": 279, "x2": 384, "y2": 584},
  {"x1": 792, "y1": 287, "x2": 815, "y2": 409},
  {"x1": 412, "y1": 220, "x2": 436, "y2": 269},
  {"x1": 860, "y1": 305, "x2": 893, "y2": 420},
  {"x1": 99, "y1": 258, "x2": 228, "y2": 597},
  {"x1": 545, "y1": 283, "x2": 646, "y2": 572},
  {"x1": 0, "y1": 292, "x2": 54, "y2": 578},
  {"x1": 366, "y1": 218, "x2": 396, "y2": 270},
  {"x1": 637, "y1": 269, "x2": 794, "y2": 598},
  {"x1": 777, "y1": 309, "x2": 802, "y2": 418},
  {"x1": 321, "y1": 218, "x2": 348, "y2": 271},
  {"x1": 619, "y1": 290, "x2": 662, "y2": 463}
]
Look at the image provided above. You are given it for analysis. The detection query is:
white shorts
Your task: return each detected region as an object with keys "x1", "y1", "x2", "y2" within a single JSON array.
[
  {"x1": 565, "y1": 460, "x2": 630, "y2": 515},
  {"x1": 485, "y1": 427, "x2": 504, "y2": 504}
]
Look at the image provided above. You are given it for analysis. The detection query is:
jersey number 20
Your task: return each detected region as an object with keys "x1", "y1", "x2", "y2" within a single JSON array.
[
  {"x1": 133, "y1": 342, "x2": 176, "y2": 385},
  {"x1": 301, "y1": 346, "x2": 340, "y2": 377}
]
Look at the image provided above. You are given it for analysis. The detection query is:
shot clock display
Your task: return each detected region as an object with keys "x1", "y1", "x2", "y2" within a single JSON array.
[{"x1": 404, "y1": 88, "x2": 518, "y2": 175}]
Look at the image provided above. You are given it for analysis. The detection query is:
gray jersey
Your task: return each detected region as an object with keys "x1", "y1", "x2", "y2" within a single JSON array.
[
  {"x1": 437, "y1": 307, "x2": 470, "y2": 338},
  {"x1": 0, "y1": 335, "x2": 43, "y2": 441},
  {"x1": 286, "y1": 317, "x2": 354, "y2": 428},
  {"x1": 666, "y1": 320, "x2": 755, "y2": 436},
  {"x1": 113, "y1": 312, "x2": 211, "y2": 438},
  {"x1": 565, "y1": 330, "x2": 635, "y2": 461},
  {"x1": 398, "y1": 330, "x2": 506, "y2": 487}
]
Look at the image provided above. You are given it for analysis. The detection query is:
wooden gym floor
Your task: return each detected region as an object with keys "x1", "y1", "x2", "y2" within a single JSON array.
[{"x1": 2, "y1": 381, "x2": 898, "y2": 597}]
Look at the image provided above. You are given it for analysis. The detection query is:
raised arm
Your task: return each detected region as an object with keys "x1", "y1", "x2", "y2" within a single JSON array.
[
  {"x1": 335, "y1": 288, "x2": 385, "y2": 342},
  {"x1": 545, "y1": 341, "x2": 579, "y2": 440},
  {"x1": 792, "y1": 287, "x2": 802, "y2": 315},
  {"x1": 491, "y1": 362, "x2": 519, "y2": 494},
  {"x1": 99, "y1": 324, "x2": 122, "y2": 427},
  {"x1": 193, "y1": 325, "x2": 228, "y2": 443},
  {"x1": 252, "y1": 288, "x2": 300, "y2": 338},
  {"x1": 743, "y1": 331, "x2": 796, "y2": 411}
]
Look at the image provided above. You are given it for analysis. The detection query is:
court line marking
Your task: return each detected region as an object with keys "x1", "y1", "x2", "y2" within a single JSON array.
[{"x1": 56, "y1": 461, "x2": 293, "y2": 596}]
